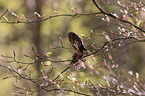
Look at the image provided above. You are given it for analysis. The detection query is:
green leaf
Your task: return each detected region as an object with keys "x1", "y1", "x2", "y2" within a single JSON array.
[
  {"x1": 45, "y1": 52, "x2": 52, "y2": 56},
  {"x1": 81, "y1": 34, "x2": 86, "y2": 38}
]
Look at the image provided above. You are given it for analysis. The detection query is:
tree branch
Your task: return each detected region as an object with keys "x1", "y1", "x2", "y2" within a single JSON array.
[
  {"x1": 0, "y1": 64, "x2": 90, "y2": 95},
  {"x1": 84, "y1": 36, "x2": 145, "y2": 57},
  {"x1": 46, "y1": 88, "x2": 90, "y2": 96},
  {"x1": 0, "y1": 12, "x2": 101, "y2": 24},
  {"x1": 52, "y1": 66, "x2": 70, "y2": 81},
  {"x1": 92, "y1": 0, "x2": 145, "y2": 33}
]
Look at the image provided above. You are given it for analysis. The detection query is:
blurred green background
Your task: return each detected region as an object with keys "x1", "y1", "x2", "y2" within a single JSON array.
[{"x1": 0, "y1": 0, "x2": 145, "y2": 95}]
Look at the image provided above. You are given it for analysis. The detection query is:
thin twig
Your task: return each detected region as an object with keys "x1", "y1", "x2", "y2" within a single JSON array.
[
  {"x1": 52, "y1": 66, "x2": 70, "y2": 81},
  {"x1": 0, "y1": 64, "x2": 40, "y2": 86},
  {"x1": 46, "y1": 88, "x2": 90, "y2": 96},
  {"x1": 0, "y1": 9, "x2": 8, "y2": 19}
]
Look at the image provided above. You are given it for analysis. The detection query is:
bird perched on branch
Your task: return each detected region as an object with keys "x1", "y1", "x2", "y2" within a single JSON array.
[{"x1": 68, "y1": 32, "x2": 89, "y2": 70}]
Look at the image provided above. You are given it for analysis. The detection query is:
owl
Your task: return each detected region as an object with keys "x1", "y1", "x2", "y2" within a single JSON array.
[{"x1": 68, "y1": 32, "x2": 89, "y2": 70}]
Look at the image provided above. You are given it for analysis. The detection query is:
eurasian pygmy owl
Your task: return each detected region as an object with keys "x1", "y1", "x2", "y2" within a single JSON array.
[{"x1": 68, "y1": 32, "x2": 89, "y2": 70}]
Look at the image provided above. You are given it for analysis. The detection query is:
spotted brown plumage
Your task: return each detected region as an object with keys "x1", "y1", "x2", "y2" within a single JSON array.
[{"x1": 68, "y1": 32, "x2": 89, "y2": 70}]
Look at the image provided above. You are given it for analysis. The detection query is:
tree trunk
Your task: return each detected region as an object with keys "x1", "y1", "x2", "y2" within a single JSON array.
[{"x1": 25, "y1": 0, "x2": 45, "y2": 96}]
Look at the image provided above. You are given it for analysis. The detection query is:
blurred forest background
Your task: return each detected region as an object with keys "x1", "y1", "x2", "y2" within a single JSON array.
[{"x1": 0, "y1": 0, "x2": 145, "y2": 96}]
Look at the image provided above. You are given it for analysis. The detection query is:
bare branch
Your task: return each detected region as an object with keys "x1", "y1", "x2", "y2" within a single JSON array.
[
  {"x1": 52, "y1": 66, "x2": 70, "y2": 81},
  {"x1": 84, "y1": 36, "x2": 145, "y2": 57},
  {"x1": 0, "y1": 12, "x2": 101, "y2": 24},
  {"x1": 0, "y1": 64, "x2": 90, "y2": 95},
  {"x1": 92, "y1": 0, "x2": 145, "y2": 33},
  {"x1": 45, "y1": 88, "x2": 90, "y2": 96}
]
